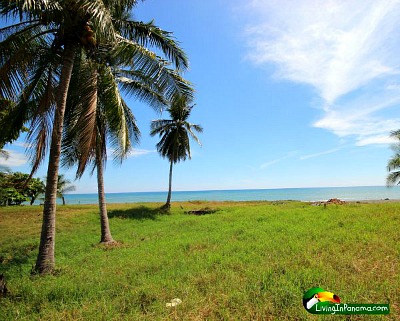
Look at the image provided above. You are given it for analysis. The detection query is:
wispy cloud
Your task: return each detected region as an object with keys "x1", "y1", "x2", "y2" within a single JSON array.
[
  {"x1": 245, "y1": 0, "x2": 400, "y2": 145},
  {"x1": 260, "y1": 151, "x2": 297, "y2": 169},
  {"x1": 0, "y1": 150, "x2": 28, "y2": 167},
  {"x1": 300, "y1": 147, "x2": 342, "y2": 160},
  {"x1": 356, "y1": 135, "x2": 397, "y2": 146},
  {"x1": 127, "y1": 149, "x2": 156, "y2": 158},
  {"x1": 260, "y1": 158, "x2": 283, "y2": 169},
  {"x1": 107, "y1": 148, "x2": 156, "y2": 159}
]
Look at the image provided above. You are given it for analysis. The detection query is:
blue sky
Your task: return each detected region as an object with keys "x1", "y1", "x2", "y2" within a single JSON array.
[{"x1": 2, "y1": 0, "x2": 400, "y2": 193}]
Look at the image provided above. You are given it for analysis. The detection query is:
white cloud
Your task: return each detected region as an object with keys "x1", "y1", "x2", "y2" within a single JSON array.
[
  {"x1": 245, "y1": 0, "x2": 400, "y2": 145},
  {"x1": 0, "y1": 150, "x2": 28, "y2": 167},
  {"x1": 313, "y1": 90, "x2": 400, "y2": 143},
  {"x1": 356, "y1": 135, "x2": 397, "y2": 146}
]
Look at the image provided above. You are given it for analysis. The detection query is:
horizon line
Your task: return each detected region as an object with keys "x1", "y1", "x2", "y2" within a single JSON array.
[{"x1": 67, "y1": 185, "x2": 394, "y2": 195}]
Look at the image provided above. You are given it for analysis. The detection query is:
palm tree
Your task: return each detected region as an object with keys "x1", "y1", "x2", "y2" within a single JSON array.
[
  {"x1": 387, "y1": 130, "x2": 400, "y2": 186},
  {"x1": 60, "y1": 9, "x2": 193, "y2": 243},
  {"x1": 1, "y1": 1, "x2": 193, "y2": 273},
  {"x1": 55, "y1": 174, "x2": 76, "y2": 205},
  {"x1": 61, "y1": 58, "x2": 140, "y2": 244},
  {"x1": 150, "y1": 95, "x2": 202, "y2": 209},
  {"x1": 0, "y1": 0, "x2": 132, "y2": 274}
]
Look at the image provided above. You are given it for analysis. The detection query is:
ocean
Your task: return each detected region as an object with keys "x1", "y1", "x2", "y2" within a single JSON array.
[{"x1": 62, "y1": 186, "x2": 400, "y2": 205}]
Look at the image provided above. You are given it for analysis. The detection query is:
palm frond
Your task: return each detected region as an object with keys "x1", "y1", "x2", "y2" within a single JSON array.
[
  {"x1": 60, "y1": 185, "x2": 76, "y2": 193},
  {"x1": 0, "y1": 21, "x2": 55, "y2": 100},
  {"x1": 185, "y1": 123, "x2": 203, "y2": 146},
  {"x1": 0, "y1": 0, "x2": 62, "y2": 19},
  {"x1": 61, "y1": 52, "x2": 99, "y2": 177},
  {"x1": 387, "y1": 155, "x2": 400, "y2": 172},
  {"x1": 112, "y1": 37, "x2": 194, "y2": 100},
  {"x1": 386, "y1": 130, "x2": 400, "y2": 186},
  {"x1": 78, "y1": 0, "x2": 117, "y2": 44},
  {"x1": 21, "y1": 57, "x2": 58, "y2": 177},
  {"x1": 117, "y1": 73, "x2": 167, "y2": 109},
  {"x1": 387, "y1": 171, "x2": 400, "y2": 186},
  {"x1": 99, "y1": 64, "x2": 140, "y2": 162},
  {"x1": 117, "y1": 20, "x2": 189, "y2": 70},
  {"x1": 0, "y1": 149, "x2": 9, "y2": 159}
]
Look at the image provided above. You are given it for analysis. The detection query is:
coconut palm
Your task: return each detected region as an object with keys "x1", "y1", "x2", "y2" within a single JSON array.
[
  {"x1": 1, "y1": 0, "x2": 192, "y2": 274},
  {"x1": 60, "y1": 8, "x2": 193, "y2": 243},
  {"x1": 55, "y1": 174, "x2": 76, "y2": 205},
  {"x1": 61, "y1": 58, "x2": 141, "y2": 244},
  {"x1": 0, "y1": 0, "x2": 135, "y2": 274},
  {"x1": 387, "y1": 130, "x2": 400, "y2": 186},
  {"x1": 150, "y1": 95, "x2": 202, "y2": 209}
]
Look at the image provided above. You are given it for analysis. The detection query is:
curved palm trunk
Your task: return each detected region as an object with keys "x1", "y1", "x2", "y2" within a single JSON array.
[
  {"x1": 34, "y1": 43, "x2": 76, "y2": 275},
  {"x1": 96, "y1": 149, "x2": 114, "y2": 243},
  {"x1": 165, "y1": 160, "x2": 173, "y2": 208}
]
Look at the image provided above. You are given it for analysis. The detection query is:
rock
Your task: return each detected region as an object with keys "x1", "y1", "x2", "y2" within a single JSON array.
[{"x1": 326, "y1": 198, "x2": 345, "y2": 205}]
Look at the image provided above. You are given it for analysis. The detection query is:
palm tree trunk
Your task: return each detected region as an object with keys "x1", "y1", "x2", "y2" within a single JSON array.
[
  {"x1": 96, "y1": 149, "x2": 114, "y2": 243},
  {"x1": 34, "y1": 43, "x2": 76, "y2": 275},
  {"x1": 165, "y1": 160, "x2": 173, "y2": 208}
]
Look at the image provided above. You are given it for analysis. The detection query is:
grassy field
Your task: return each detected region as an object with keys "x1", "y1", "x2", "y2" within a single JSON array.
[{"x1": 0, "y1": 201, "x2": 399, "y2": 320}]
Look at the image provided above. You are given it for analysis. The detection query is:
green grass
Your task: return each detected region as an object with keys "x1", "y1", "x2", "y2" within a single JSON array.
[{"x1": 0, "y1": 201, "x2": 399, "y2": 320}]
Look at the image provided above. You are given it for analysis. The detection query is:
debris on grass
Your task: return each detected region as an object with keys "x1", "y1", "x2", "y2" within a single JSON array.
[
  {"x1": 311, "y1": 198, "x2": 346, "y2": 206},
  {"x1": 166, "y1": 298, "x2": 182, "y2": 307},
  {"x1": 184, "y1": 207, "x2": 219, "y2": 215}
]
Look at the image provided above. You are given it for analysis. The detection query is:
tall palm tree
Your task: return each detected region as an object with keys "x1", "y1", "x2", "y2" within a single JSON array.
[
  {"x1": 56, "y1": 174, "x2": 76, "y2": 205},
  {"x1": 61, "y1": 58, "x2": 141, "y2": 244},
  {"x1": 60, "y1": 9, "x2": 193, "y2": 243},
  {"x1": 387, "y1": 130, "x2": 400, "y2": 186},
  {"x1": 150, "y1": 95, "x2": 202, "y2": 209},
  {"x1": 1, "y1": 1, "x2": 193, "y2": 273},
  {"x1": 0, "y1": 0, "x2": 136, "y2": 274}
]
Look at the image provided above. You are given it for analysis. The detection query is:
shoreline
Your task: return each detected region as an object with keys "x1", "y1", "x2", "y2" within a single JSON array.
[
  {"x1": 14, "y1": 198, "x2": 400, "y2": 207},
  {"x1": 61, "y1": 186, "x2": 400, "y2": 205}
]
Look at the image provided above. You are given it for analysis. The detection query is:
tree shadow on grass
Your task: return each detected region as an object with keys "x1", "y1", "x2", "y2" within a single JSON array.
[{"x1": 108, "y1": 206, "x2": 164, "y2": 221}]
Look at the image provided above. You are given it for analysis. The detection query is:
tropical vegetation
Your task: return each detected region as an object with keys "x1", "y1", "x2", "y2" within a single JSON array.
[
  {"x1": 0, "y1": 0, "x2": 193, "y2": 274},
  {"x1": 387, "y1": 130, "x2": 400, "y2": 186},
  {"x1": 1, "y1": 0, "x2": 122, "y2": 275},
  {"x1": 55, "y1": 174, "x2": 76, "y2": 205},
  {"x1": 0, "y1": 171, "x2": 76, "y2": 206},
  {"x1": 0, "y1": 201, "x2": 398, "y2": 320},
  {"x1": 151, "y1": 95, "x2": 202, "y2": 209},
  {"x1": 59, "y1": 4, "x2": 193, "y2": 243},
  {"x1": 0, "y1": 99, "x2": 28, "y2": 147},
  {"x1": 0, "y1": 171, "x2": 45, "y2": 206}
]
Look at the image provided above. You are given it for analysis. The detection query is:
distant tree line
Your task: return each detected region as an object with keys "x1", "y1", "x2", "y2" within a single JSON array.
[
  {"x1": 0, "y1": 172, "x2": 44, "y2": 206},
  {"x1": 0, "y1": 171, "x2": 75, "y2": 206}
]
